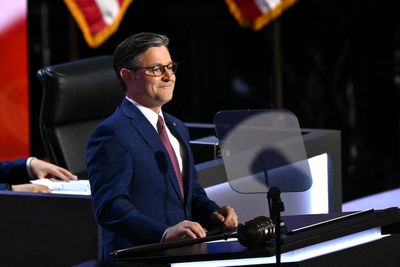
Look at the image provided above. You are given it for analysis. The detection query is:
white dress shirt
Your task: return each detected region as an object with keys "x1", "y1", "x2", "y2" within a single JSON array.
[{"x1": 125, "y1": 96, "x2": 183, "y2": 172}]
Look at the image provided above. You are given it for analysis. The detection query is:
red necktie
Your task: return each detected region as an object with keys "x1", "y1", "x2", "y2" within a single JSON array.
[{"x1": 157, "y1": 115, "x2": 184, "y2": 197}]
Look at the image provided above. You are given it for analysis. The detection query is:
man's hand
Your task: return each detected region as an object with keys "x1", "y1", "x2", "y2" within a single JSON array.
[
  {"x1": 30, "y1": 158, "x2": 77, "y2": 181},
  {"x1": 11, "y1": 184, "x2": 51, "y2": 193},
  {"x1": 211, "y1": 205, "x2": 238, "y2": 229},
  {"x1": 163, "y1": 220, "x2": 207, "y2": 242}
]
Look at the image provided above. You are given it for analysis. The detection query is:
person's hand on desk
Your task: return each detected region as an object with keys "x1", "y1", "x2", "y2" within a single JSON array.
[
  {"x1": 11, "y1": 184, "x2": 51, "y2": 193},
  {"x1": 30, "y1": 158, "x2": 77, "y2": 181},
  {"x1": 163, "y1": 220, "x2": 207, "y2": 241},
  {"x1": 211, "y1": 205, "x2": 239, "y2": 229},
  {"x1": 10, "y1": 158, "x2": 77, "y2": 193}
]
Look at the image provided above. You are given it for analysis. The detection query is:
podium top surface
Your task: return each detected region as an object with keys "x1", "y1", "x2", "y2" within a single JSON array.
[{"x1": 114, "y1": 207, "x2": 400, "y2": 263}]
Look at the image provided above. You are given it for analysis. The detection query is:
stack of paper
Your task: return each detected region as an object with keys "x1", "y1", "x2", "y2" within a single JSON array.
[{"x1": 31, "y1": 179, "x2": 91, "y2": 195}]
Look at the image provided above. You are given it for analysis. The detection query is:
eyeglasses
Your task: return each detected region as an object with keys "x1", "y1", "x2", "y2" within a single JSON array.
[{"x1": 132, "y1": 62, "x2": 178, "y2": 77}]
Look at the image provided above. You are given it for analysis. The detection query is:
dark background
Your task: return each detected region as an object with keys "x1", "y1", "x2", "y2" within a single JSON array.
[{"x1": 27, "y1": 0, "x2": 400, "y2": 202}]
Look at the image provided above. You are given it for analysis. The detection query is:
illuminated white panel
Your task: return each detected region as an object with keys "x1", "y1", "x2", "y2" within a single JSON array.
[
  {"x1": 343, "y1": 187, "x2": 400, "y2": 212},
  {"x1": 205, "y1": 153, "x2": 329, "y2": 221},
  {"x1": 308, "y1": 153, "x2": 329, "y2": 213}
]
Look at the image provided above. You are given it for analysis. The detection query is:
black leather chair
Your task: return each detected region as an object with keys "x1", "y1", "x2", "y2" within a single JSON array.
[{"x1": 37, "y1": 56, "x2": 124, "y2": 178}]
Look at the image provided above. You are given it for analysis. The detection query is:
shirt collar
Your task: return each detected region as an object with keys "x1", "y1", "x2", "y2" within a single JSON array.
[{"x1": 125, "y1": 96, "x2": 164, "y2": 130}]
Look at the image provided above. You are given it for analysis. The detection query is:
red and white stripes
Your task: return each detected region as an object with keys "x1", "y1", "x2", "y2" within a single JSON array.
[
  {"x1": 225, "y1": 0, "x2": 297, "y2": 31},
  {"x1": 64, "y1": 0, "x2": 132, "y2": 48}
]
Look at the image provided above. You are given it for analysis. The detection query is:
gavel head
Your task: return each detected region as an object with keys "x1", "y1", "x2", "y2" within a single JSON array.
[{"x1": 237, "y1": 216, "x2": 275, "y2": 248}]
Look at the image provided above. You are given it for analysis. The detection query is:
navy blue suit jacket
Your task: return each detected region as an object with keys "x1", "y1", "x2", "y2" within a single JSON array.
[
  {"x1": 0, "y1": 158, "x2": 29, "y2": 190},
  {"x1": 86, "y1": 99, "x2": 220, "y2": 260}
]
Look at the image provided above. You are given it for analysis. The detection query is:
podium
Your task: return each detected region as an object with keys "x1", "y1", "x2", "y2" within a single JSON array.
[{"x1": 112, "y1": 208, "x2": 400, "y2": 266}]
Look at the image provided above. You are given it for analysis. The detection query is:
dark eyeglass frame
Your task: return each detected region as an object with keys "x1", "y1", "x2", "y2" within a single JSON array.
[{"x1": 131, "y1": 62, "x2": 178, "y2": 77}]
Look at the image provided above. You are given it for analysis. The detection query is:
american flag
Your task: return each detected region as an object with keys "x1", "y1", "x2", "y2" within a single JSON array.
[
  {"x1": 64, "y1": 0, "x2": 132, "y2": 48},
  {"x1": 225, "y1": 0, "x2": 297, "y2": 31}
]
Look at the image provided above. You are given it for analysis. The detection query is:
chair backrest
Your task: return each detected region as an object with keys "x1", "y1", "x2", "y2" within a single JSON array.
[{"x1": 37, "y1": 56, "x2": 124, "y2": 178}]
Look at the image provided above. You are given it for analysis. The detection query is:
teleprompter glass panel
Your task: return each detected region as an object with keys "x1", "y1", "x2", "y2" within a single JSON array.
[{"x1": 214, "y1": 109, "x2": 312, "y2": 194}]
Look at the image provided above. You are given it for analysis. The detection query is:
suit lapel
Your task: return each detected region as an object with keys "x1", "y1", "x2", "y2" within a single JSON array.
[
  {"x1": 120, "y1": 99, "x2": 161, "y2": 152},
  {"x1": 120, "y1": 99, "x2": 185, "y2": 203}
]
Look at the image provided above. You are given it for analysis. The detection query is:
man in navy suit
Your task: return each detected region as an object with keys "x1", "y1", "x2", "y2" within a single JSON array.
[
  {"x1": 87, "y1": 32, "x2": 238, "y2": 260},
  {"x1": 0, "y1": 157, "x2": 77, "y2": 191}
]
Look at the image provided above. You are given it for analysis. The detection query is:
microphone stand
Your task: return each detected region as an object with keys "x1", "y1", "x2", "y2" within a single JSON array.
[{"x1": 267, "y1": 186, "x2": 285, "y2": 266}]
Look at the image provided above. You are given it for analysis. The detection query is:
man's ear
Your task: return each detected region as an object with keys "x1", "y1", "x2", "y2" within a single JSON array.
[{"x1": 120, "y1": 68, "x2": 136, "y2": 85}]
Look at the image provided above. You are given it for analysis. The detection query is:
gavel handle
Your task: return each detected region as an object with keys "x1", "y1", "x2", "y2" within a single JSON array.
[{"x1": 112, "y1": 229, "x2": 237, "y2": 259}]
